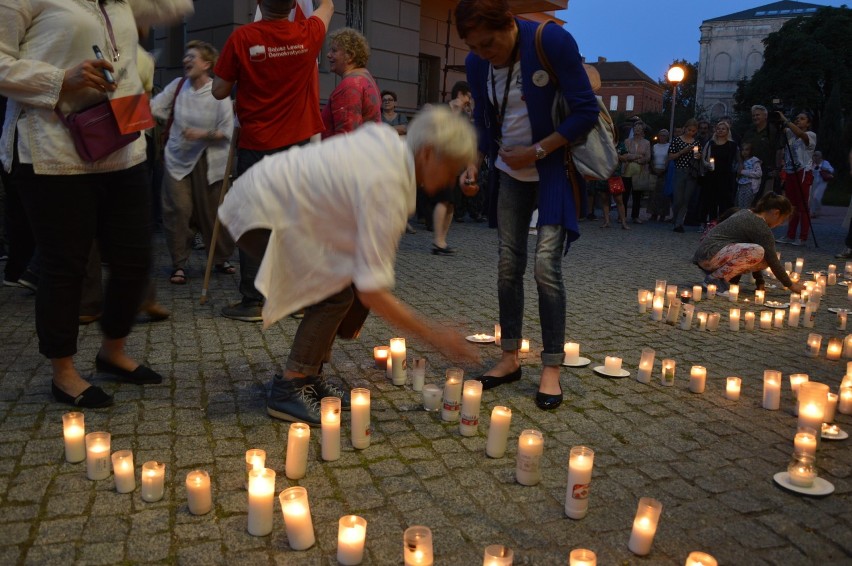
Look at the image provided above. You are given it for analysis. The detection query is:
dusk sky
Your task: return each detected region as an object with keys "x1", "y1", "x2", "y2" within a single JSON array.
[{"x1": 557, "y1": 0, "x2": 846, "y2": 82}]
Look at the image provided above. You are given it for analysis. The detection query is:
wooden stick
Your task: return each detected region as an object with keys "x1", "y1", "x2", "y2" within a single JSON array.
[{"x1": 200, "y1": 127, "x2": 240, "y2": 305}]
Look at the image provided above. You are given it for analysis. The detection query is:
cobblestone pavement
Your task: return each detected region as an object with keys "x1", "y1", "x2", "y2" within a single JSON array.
[{"x1": 1, "y1": 203, "x2": 850, "y2": 566}]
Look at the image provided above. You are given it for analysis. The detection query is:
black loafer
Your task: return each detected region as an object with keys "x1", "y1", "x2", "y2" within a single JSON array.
[
  {"x1": 475, "y1": 367, "x2": 522, "y2": 390},
  {"x1": 52, "y1": 382, "x2": 114, "y2": 408},
  {"x1": 535, "y1": 390, "x2": 563, "y2": 411},
  {"x1": 95, "y1": 356, "x2": 163, "y2": 385}
]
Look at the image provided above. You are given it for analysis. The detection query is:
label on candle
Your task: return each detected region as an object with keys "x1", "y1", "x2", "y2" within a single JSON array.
[
  {"x1": 571, "y1": 482, "x2": 590, "y2": 500},
  {"x1": 460, "y1": 414, "x2": 478, "y2": 426},
  {"x1": 516, "y1": 453, "x2": 541, "y2": 474},
  {"x1": 443, "y1": 400, "x2": 460, "y2": 412}
]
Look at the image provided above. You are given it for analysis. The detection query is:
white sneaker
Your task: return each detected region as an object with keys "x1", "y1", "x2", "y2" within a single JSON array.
[
  {"x1": 790, "y1": 239, "x2": 804, "y2": 246},
  {"x1": 776, "y1": 236, "x2": 792, "y2": 244}
]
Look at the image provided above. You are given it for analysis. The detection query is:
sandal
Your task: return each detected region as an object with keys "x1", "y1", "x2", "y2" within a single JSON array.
[
  {"x1": 214, "y1": 261, "x2": 236, "y2": 274},
  {"x1": 169, "y1": 268, "x2": 187, "y2": 285}
]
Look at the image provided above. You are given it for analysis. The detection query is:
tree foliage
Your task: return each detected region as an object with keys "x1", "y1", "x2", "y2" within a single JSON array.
[{"x1": 657, "y1": 59, "x2": 698, "y2": 130}]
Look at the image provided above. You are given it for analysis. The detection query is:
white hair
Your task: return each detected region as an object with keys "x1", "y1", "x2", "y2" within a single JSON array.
[{"x1": 406, "y1": 105, "x2": 477, "y2": 165}]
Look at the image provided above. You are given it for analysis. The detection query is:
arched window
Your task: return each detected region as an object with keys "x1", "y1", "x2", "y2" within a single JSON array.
[
  {"x1": 745, "y1": 52, "x2": 763, "y2": 78},
  {"x1": 713, "y1": 53, "x2": 732, "y2": 81}
]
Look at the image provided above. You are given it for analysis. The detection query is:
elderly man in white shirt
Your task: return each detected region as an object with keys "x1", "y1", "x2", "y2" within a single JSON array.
[{"x1": 219, "y1": 106, "x2": 480, "y2": 424}]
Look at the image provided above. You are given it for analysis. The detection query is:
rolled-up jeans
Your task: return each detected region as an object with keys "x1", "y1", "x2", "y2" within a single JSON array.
[{"x1": 496, "y1": 171, "x2": 566, "y2": 366}]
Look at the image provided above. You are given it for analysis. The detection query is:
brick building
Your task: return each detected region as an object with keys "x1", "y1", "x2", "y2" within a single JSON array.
[{"x1": 586, "y1": 58, "x2": 664, "y2": 115}]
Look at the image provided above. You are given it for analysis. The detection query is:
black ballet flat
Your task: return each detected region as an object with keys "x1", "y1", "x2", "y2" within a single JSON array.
[
  {"x1": 95, "y1": 356, "x2": 163, "y2": 385},
  {"x1": 475, "y1": 367, "x2": 522, "y2": 390},
  {"x1": 51, "y1": 382, "x2": 114, "y2": 408},
  {"x1": 535, "y1": 379, "x2": 563, "y2": 411}
]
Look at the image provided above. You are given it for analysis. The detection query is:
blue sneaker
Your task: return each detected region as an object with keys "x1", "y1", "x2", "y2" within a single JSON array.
[
  {"x1": 702, "y1": 274, "x2": 729, "y2": 294},
  {"x1": 310, "y1": 375, "x2": 351, "y2": 410}
]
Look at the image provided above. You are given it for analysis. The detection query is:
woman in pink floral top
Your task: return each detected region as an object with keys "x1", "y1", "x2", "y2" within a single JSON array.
[{"x1": 321, "y1": 28, "x2": 381, "y2": 138}]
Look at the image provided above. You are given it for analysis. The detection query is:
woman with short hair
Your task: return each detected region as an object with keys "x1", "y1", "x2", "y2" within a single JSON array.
[
  {"x1": 380, "y1": 90, "x2": 407, "y2": 135},
  {"x1": 321, "y1": 28, "x2": 381, "y2": 138}
]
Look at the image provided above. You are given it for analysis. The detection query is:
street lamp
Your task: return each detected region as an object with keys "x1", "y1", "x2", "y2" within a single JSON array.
[{"x1": 667, "y1": 65, "x2": 685, "y2": 138}]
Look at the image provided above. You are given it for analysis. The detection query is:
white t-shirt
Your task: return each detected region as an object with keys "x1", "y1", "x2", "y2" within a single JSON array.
[
  {"x1": 490, "y1": 61, "x2": 538, "y2": 182},
  {"x1": 219, "y1": 123, "x2": 416, "y2": 328},
  {"x1": 652, "y1": 143, "x2": 670, "y2": 171},
  {"x1": 783, "y1": 129, "x2": 816, "y2": 173}
]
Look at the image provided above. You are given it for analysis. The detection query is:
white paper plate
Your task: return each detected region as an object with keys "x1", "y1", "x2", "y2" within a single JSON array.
[
  {"x1": 773, "y1": 472, "x2": 834, "y2": 496},
  {"x1": 821, "y1": 426, "x2": 849, "y2": 440},
  {"x1": 562, "y1": 356, "x2": 591, "y2": 368},
  {"x1": 764, "y1": 301, "x2": 789, "y2": 309},
  {"x1": 592, "y1": 366, "x2": 630, "y2": 379},
  {"x1": 827, "y1": 307, "x2": 848, "y2": 314},
  {"x1": 466, "y1": 334, "x2": 495, "y2": 344},
  {"x1": 839, "y1": 280, "x2": 850, "y2": 287}
]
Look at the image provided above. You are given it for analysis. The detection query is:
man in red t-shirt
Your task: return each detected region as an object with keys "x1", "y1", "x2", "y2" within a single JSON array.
[{"x1": 212, "y1": 0, "x2": 333, "y2": 322}]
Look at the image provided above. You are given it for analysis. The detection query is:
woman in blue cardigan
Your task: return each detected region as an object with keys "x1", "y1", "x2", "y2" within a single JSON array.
[{"x1": 455, "y1": 0, "x2": 599, "y2": 410}]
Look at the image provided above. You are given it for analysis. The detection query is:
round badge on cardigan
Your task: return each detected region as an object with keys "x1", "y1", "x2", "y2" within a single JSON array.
[{"x1": 532, "y1": 70, "x2": 549, "y2": 87}]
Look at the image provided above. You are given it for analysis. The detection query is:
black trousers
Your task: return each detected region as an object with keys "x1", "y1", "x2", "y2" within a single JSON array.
[
  {"x1": 16, "y1": 162, "x2": 151, "y2": 358},
  {"x1": 1, "y1": 165, "x2": 36, "y2": 282}
]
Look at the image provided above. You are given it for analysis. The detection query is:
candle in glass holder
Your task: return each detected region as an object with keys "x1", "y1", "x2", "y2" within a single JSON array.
[
  {"x1": 787, "y1": 452, "x2": 816, "y2": 487},
  {"x1": 798, "y1": 382, "x2": 829, "y2": 432},
  {"x1": 85, "y1": 432, "x2": 111, "y2": 481},
  {"x1": 696, "y1": 312, "x2": 708, "y2": 331},
  {"x1": 569, "y1": 549, "x2": 597, "y2": 566},
  {"x1": 838, "y1": 311, "x2": 849, "y2": 331},
  {"x1": 403, "y1": 526, "x2": 433, "y2": 566},
  {"x1": 459, "y1": 380, "x2": 483, "y2": 437},
  {"x1": 679, "y1": 303, "x2": 695, "y2": 330},
  {"x1": 759, "y1": 310, "x2": 773, "y2": 330},
  {"x1": 803, "y1": 302, "x2": 817, "y2": 328},
  {"x1": 564, "y1": 342, "x2": 580, "y2": 365},
  {"x1": 564, "y1": 446, "x2": 594, "y2": 520},
  {"x1": 636, "y1": 348, "x2": 655, "y2": 384},
  {"x1": 111, "y1": 450, "x2": 136, "y2": 493},
  {"x1": 729, "y1": 308, "x2": 740, "y2": 331},
  {"x1": 520, "y1": 339, "x2": 530, "y2": 353},
  {"x1": 807, "y1": 334, "x2": 822, "y2": 357},
  {"x1": 685, "y1": 551, "x2": 718, "y2": 566},
  {"x1": 422, "y1": 384, "x2": 442, "y2": 412},
  {"x1": 692, "y1": 285, "x2": 702, "y2": 302},
  {"x1": 351, "y1": 388, "x2": 371, "y2": 449},
  {"x1": 848, "y1": 285, "x2": 852, "y2": 302},
  {"x1": 247, "y1": 467, "x2": 275, "y2": 536},
  {"x1": 706, "y1": 284, "x2": 717, "y2": 299},
  {"x1": 665, "y1": 284, "x2": 677, "y2": 306},
  {"x1": 651, "y1": 295, "x2": 664, "y2": 322},
  {"x1": 844, "y1": 335, "x2": 852, "y2": 359},
  {"x1": 285, "y1": 423, "x2": 311, "y2": 480},
  {"x1": 604, "y1": 356, "x2": 622, "y2": 375},
  {"x1": 788, "y1": 303, "x2": 801, "y2": 327},
  {"x1": 762, "y1": 370, "x2": 781, "y2": 410},
  {"x1": 655, "y1": 279, "x2": 667, "y2": 295},
  {"x1": 795, "y1": 258, "x2": 804, "y2": 273},
  {"x1": 186, "y1": 470, "x2": 212, "y2": 515},
  {"x1": 839, "y1": 386, "x2": 852, "y2": 414},
  {"x1": 62, "y1": 412, "x2": 86, "y2": 463},
  {"x1": 771, "y1": 309, "x2": 783, "y2": 328},
  {"x1": 661, "y1": 359, "x2": 676, "y2": 387},
  {"x1": 390, "y1": 337, "x2": 407, "y2": 386},
  {"x1": 706, "y1": 312, "x2": 720, "y2": 332},
  {"x1": 245, "y1": 448, "x2": 266, "y2": 488},
  {"x1": 482, "y1": 544, "x2": 513, "y2": 566},
  {"x1": 141, "y1": 461, "x2": 165, "y2": 502},
  {"x1": 725, "y1": 377, "x2": 741, "y2": 401},
  {"x1": 824, "y1": 392, "x2": 838, "y2": 423},
  {"x1": 827, "y1": 337, "x2": 843, "y2": 361},
  {"x1": 373, "y1": 346, "x2": 389, "y2": 370},
  {"x1": 666, "y1": 298, "x2": 681, "y2": 325},
  {"x1": 794, "y1": 430, "x2": 817, "y2": 458},
  {"x1": 486, "y1": 406, "x2": 512, "y2": 458},
  {"x1": 441, "y1": 369, "x2": 464, "y2": 422},
  {"x1": 638, "y1": 289, "x2": 650, "y2": 313},
  {"x1": 337, "y1": 515, "x2": 367, "y2": 566},
  {"x1": 680, "y1": 290, "x2": 691, "y2": 304},
  {"x1": 280, "y1": 486, "x2": 315, "y2": 550},
  {"x1": 828, "y1": 272, "x2": 837, "y2": 286},
  {"x1": 728, "y1": 284, "x2": 739, "y2": 302},
  {"x1": 627, "y1": 497, "x2": 663, "y2": 555},
  {"x1": 754, "y1": 289, "x2": 765, "y2": 305},
  {"x1": 744, "y1": 311, "x2": 755, "y2": 330},
  {"x1": 516, "y1": 429, "x2": 544, "y2": 486},
  {"x1": 320, "y1": 398, "x2": 341, "y2": 461},
  {"x1": 689, "y1": 366, "x2": 707, "y2": 394},
  {"x1": 411, "y1": 357, "x2": 426, "y2": 392}
]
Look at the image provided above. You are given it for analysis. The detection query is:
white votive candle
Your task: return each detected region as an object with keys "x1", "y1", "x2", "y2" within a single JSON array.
[
  {"x1": 773, "y1": 309, "x2": 785, "y2": 328},
  {"x1": 696, "y1": 312, "x2": 708, "y2": 331},
  {"x1": 321, "y1": 397, "x2": 341, "y2": 462},
  {"x1": 337, "y1": 515, "x2": 367, "y2": 566},
  {"x1": 655, "y1": 279, "x2": 667, "y2": 295},
  {"x1": 140, "y1": 461, "x2": 165, "y2": 502},
  {"x1": 486, "y1": 406, "x2": 512, "y2": 458},
  {"x1": 85, "y1": 432, "x2": 111, "y2": 481},
  {"x1": 516, "y1": 429, "x2": 544, "y2": 486},
  {"x1": 838, "y1": 311, "x2": 849, "y2": 331},
  {"x1": 763, "y1": 370, "x2": 781, "y2": 410},
  {"x1": 665, "y1": 298, "x2": 681, "y2": 325},
  {"x1": 564, "y1": 342, "x2": 580, "y2": 365},
  {"x1": 520, "y1": 339, "x2": 530, "y2": 353},
  {"x1": 794, "y1": 430, "x2": 817, "y2": 458},
  {"x1": 795, "y1": 258, "x2": 804, "y2": 273},
  {"x1": 638, "y1": 289, "x2": 650, "y2": 313},
  {"x1": 569, "y1": 548, "x2": 597, "y2": 566},
  {"x1": 728, "y1": 284, "x2": 739, "y2": 302},
  {"x1": 637, "y1": 348, "x2": 655, "y2": 384},
  {"x1": 807, "y1": 334, "x2": 822, "y2": 357},
  {"x1": 824, "y1": 392, "x2": 838, "y2": 423},
  {"x1": 111, "y1": 450, "x2": 136, "y2": 494},
  {"x1": 828, "y1": 272, "x2": 837, "y2": 286},
  {"x1": 459, "y1": 380, "x2": 483, "y2": 437},
  {"x1": 483, "y1": 544, "x2": 513, "y2": 565},
  {"x1": 729, "y1": 308, "x2": 740, "y2": 331},
  {"x1": 564, "y1": 446, "x2": 594, "y2": 520},
  {"x1": 788, "y1": 303, "x2": 801, "y2": 327},
  {"x1": 661, "y1": 359, "x2": 676, "y2": 387},
  {"x1": 754, "y1": 289, "x2": 765, "y2": 305},
  {"x1": 759, "y1": 310, "x2": 773, "y2": 330},
  {"x1": 186, "y1": 470, "x2": 212, "y2": 515},
  {"x1": 280, "y1": 486, "x2": 315, "y2": 550},
  {"x1": 373, "y1": 346, "x2": 389, "y2": 370},
  {"x1": 679, "y1": 303, "x2": 695, "y2": 330},
  {"x1": 390, "y1": 337, "x2": 407, "y2": 386},
  {"x1": 604, "y1": 356, "x2": 622, "y2": 375},
  {"x1": 411, "y1": 357, "x2": 426, "y2": 392},
  {"x1": 62, "y1": 412, "x2": 86, "y2": 463},
  {"x1": 245, "y1": 448, "x2": 265, "y2": 489},
  {"x1": 403, "y1": 526, "x2": 433, "y2": 566},
  {"x1": 285, "y1": 422, "x2": 311, "y2": 480},
  {"x1": 247, "y1": 467, "x2": 275, "y2": 536},
  {"x1": 351, "y1": 388, "x2": 371, "y2": 449},
  {"x1": 441, "y1": 369, "x2": 463, "y2": 422},
  {"x1": 422, "y1": 384, "x2": 442, "y2": 412},
  {"x1": 628, "y1": 497, "x2": 663, "y2": 556},
  {"x1": 725, "y1": 377, "x2": 741, "y2": 401},
  {"x1": 692, "y1": 285, "x2": 702, "y2": 302},
  {"x1": 839, "y1": 386, "x2": 852, "y2": 414},
  {"x1": 827, "y1": 337, "x2": 843, "y2": 361},
  {"x1": 706, "y1": 312, "x2": 720, "y2": 331},
  {"x1": 685, "y1": 551, "x2": 718, "y2": 566},
  {"x1": 706, "y1": 284, "x2": 717, "y2": 299},
  {"x1": 803, "y1": 302, "x2": 817, "y2": 328},
  {"x1": 665, "y1": 284, "x2": 677, "y2": 306},
  {"x1": 689, "y1": 365, "x2": 707, "y2": 394},
  {"x1": 651, "y1": 295, "x2": 664, "y2": 321},
  {"x1": 798, "y1": 382, "x2": 829, "y2": 432},
  {"x1": 844, "y1": 335, "x2": 852, "y2": 359},
  {"x1": 744, "y1": 311, "x2": 755, "y2": 330}
]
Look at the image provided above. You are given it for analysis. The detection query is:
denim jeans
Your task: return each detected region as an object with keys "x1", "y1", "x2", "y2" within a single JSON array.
[
  {"x1": 496, "y1": 171, "x2": 566, "y2": 366},
  {"x1": 286, "y1": 285, "x2": 355, "y2": 375},
  {"x1": 671, "y1": 168, "x2": 698, "y2": 228}
]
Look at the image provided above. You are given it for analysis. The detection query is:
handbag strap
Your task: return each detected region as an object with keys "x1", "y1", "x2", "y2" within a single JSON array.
[
  {"x1": 162, "y1": 77, "x2": 188, "y2": 142},
  {"x1": 534, "y1": 21, "x2": 559, "y2": 89}
]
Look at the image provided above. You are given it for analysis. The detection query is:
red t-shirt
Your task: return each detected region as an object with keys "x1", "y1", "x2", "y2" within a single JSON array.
[
  {"x1": 320, "y1": 73, "x2": 382, "y2": 139},
  {"x1": 214, "y1": 17, "x2": 326, "y2": 150}
]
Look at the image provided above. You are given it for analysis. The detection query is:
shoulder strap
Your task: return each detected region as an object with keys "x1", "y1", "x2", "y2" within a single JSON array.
[
  {"x1": 535, "y1": 21, "x2": 559, "y2": 89},
  {"x1": 163, "y1": 77, "x2": 188, "y2": 141}
]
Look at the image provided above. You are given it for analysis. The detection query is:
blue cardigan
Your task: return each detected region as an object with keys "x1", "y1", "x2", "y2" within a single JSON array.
[{"x1": 466, "y1": 19, "x2": 599, "y2": 244}]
